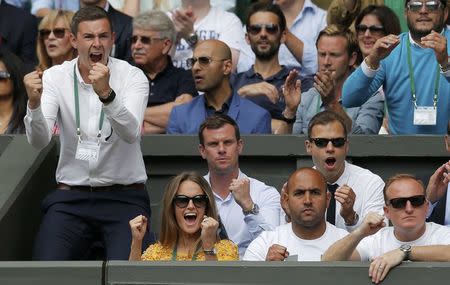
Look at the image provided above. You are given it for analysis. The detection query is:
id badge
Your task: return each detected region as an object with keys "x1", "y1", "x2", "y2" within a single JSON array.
[
  {"x1": 75, "y1": 140, "x2": 100, "y2": 162},
  {"x1": 413, "y1": 106, "x2": 436, "y2": 125}
]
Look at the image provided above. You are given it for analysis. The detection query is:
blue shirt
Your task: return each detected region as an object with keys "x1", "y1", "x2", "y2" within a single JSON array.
[
  {"x1": 293, "y1": 87, "x2": 384, "y2": 134},
  {"x1": 342, "y1": 31, "x2": 450, "y2": 134},
  {"x1": 31, "y1": 0, "x2": 78, "y2": 14}
]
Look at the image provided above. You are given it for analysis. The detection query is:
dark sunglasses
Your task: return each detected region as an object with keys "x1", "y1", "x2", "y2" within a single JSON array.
[
  {"x1": 407, "y1": 1, "x2": 442, "y2": 12},
  {"x1": 247, "y1": 24, "x2": 279, "y2": 35},
  {"x1": 39, "y1": 28, "x2": 67, "y2": 40},
  {"x1": 131, "y1": 35, "x2": 163, "y2": 45},
  {"x1": 356, "y1": 24, "x2": 385, "y2": 34},
  {"x1": 387, "y1": 195, "x2": 426, "y2": 209},
  {"x1": 186, "y1": 56, "x2": 227, "y2": 69},
  {"x1": 309, "y1": 137, "x2": 346, "y2": 148},
  {"x1": 173, "y1": 194, "x2": 208, "y2": 208},
  {"x1": 0, "y1": 71, "x2": 11, "y2": 80}
]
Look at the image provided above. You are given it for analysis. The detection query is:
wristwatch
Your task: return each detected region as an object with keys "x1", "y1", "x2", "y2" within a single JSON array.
[
  {"x1": 243, "y1": 203, "x2": 259, "y2": 215},
  {"x1": 400, "y1": 244, "x2": 411, "y2": 261},
  {"x1": 99, "y1": 89, "x2": 116, "y2": 104},
  {"x1": 344, "y1": 212, "x2": 359, "y2": 226},
  {"x1": 185, "y1": 32, "x2": 198, "y2": 47},
  {"x1": 203, "y1": 248, "x2": 217, "y2": 256},
  {"x1": 439, "y1": 56, "x2": 450, "y2": 73},
  {"x1": 281, "y1": 110, "x2": 296, "y2": 124}
]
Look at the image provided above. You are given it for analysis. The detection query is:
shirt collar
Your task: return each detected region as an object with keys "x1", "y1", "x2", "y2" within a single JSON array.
[
  {"x1": 334, "y1": 160, "x2": 350, "y2": 186},
  {"x1": 292, "y1": 0, "x2": 317, "y2": 26},
  {"x1": 245, "y1": 65, "x2": 290, "y2": 80},
  {"x1": 408, "y1": 28, "x2": 445, "y2": 48}
]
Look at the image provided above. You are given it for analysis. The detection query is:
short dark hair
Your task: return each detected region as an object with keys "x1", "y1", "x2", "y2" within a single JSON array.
[
  {"x1": 404, "y1": 0, "x2": 447, "y2": 7},
  {"x1": 316, "y1": 24, "x2": 358, "y2": 57},
  {"x1": 383, "y1": 174, "x2": 425, "y2": 203},
  {"x1": 355, "y1": 5, "x2": 401, "y2": 36},
  {"x1": 245, "y1": 2, "x2": 286, "y2": 33},
  {"x1": 198, "y1": 114, "x2": 240, "y2": 145},
  {"x1": 307, "y1": 110, "x2": 348, "y2": 139},
  {"x1": 71, "y1": 6, "x2": 113, "y2": 35}
]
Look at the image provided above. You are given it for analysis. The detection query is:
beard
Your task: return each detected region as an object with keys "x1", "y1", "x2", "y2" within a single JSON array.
[
  {"x1": 407, "y1": 13, "x2": 445, "y2": 39},
  {"x1": 251, "y1": 41, "x2": 281, "y2": 61}
]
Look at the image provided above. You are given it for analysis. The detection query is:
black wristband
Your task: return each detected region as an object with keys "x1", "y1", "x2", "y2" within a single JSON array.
[
  {"x1": 99, "y1": 89, "x2": 116, "y2": 104},
  {"x1": 281, "y1": 114, "x2": 296, "y2": 124}
]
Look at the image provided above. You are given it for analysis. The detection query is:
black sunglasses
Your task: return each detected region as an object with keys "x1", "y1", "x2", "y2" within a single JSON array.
[
  {"x1": 186, "y1": 56, "x2": 228, "y2": 69},
  {"x1": 0, "y1": 71, "x2": 11, "y2": 80},
  {"x1": 356, "y1": 24, "x2": 385, "y2": 34},
  {"x1": 39, "y1": 28, "x2": 67, "y2": 40},
  {"x1": 247, "y1": 24, "x2": 279, "y2": 35},
  {"x1": 407, "y1": 1, "x2": 442, "y2": 12},
  {"x1": 387, "y1": 195, "x2": 426, "y2": 209},
  {"x1": 173, "y1": 194, "x2": 208, "y2": 208},
  {"x1": 309, "y1": 137, "x2": 346, "y2": 148},
  {"x1": 131, "y1": 35, "x2": 163, "y2": 45}
]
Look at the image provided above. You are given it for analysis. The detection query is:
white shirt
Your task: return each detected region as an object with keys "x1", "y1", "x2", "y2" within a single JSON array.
[
  {"x1": 204, "y1": 170, "x2": 280, "y2": 257},
  {"x1": 243, "y1": 222, "x2": 348, "y2": 261},
  {"x1": 356, "y1": 222, "x2": 450, "y2": 261},
  {"x1": 24, "y1": 57, "x2": 149, "y2": 186},
  {"x1": 172, "y1": 6, "x2": 244, "y2": 69},
  {"x1": 330, "y1": 161, "x2": 386, "y2": 232}
]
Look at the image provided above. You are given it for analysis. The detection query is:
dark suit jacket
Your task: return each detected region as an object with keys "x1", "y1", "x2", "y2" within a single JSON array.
[
  {"x1": 419, "y1": 174, "x2": 448, "y2": 225},
  {"x1": 107, "y1": 5, "x2": 132, "y2": 62},
  {"x1": 167, "y1": 91, "x2": 272, "y2": 134},
  {"x1": 0, "y1": 1, "x2": 37, "y2": 71}
]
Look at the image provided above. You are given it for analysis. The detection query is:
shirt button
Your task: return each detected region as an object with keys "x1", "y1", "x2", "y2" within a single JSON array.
[
  {"x1": 151, "y1": 82, "x2": 154, "y2": 86},
  {"x1": 150, "y1": 93, "x2": 154, "y2": 96}
]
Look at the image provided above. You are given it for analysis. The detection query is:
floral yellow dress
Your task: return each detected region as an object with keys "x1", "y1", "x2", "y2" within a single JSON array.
[{"x1": 141, "y1": 239, "x2": 238, "y2": 261}]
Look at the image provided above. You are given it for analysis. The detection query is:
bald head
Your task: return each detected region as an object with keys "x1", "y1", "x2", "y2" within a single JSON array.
[
  {"x1": 287, "y1": 168, "x2": 327, "y2": 194},
  {"x1": 195, "y1": 40, "x2": 232, "y2": 60}
]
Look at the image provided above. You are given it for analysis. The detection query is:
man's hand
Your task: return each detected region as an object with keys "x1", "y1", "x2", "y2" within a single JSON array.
[
  {"x1": 172, "y1": 6, "x2": 196, "y2": 41},
  {"x1": 237, "y1": 82, "x2": 279, "y2": 104},
  {"x1": 129, "y1": 215, "x2": 148, "y2": 241},
  {"x1": 266, "y1": 244, "x2": 289, "y2": 261},
  {"x1": 421, "y1": 30, "x2": 448, "y2": 66},
  {"x1": 24, "y1": 70, "x2": 43, "y2": 109},
  {"x1": 366, "y1": 34, "x2": 400, "y2": 69},
  {"x1": 200, "y1": 215, "x2": 219, "y2": 250},
  {"x1": 335, "y1": 184, "x2": 357, "y2": 224},
  {"x1": 368, "y1": 249, "x2": 404, "y2": 284},
  {"x1": 354, "y1": 212, "x2": 385, "y2": 238},
  {"x1": 229, "y1": 178, "x2": 253, "y2": 212},
  {"x1": 282, "y1": 69, "x2": 301, "y2": 118},
  {"x1": 89, "y1": 62, "x2": 111, "y2": 99},
  {"x1": 314, "y1": 71, "x2": 335, "y2": 106},
  {"x1": 426, "y1": 161, "x2": 450, "y2": 203}
]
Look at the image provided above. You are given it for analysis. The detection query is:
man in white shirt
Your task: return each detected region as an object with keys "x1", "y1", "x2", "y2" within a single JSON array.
[
  {"x1": 198, "y1": 114, "x2": 280, "y2": 256},
  {"x1": 323, "y1": 174, "x2": 450, "y2": 284},
  {"x1": 305, "y1": 110, "x2": 385, "y2": 231},
  {"x1": 244, "y1": 167, "x2": 348, "y2": 261},
  {"x1": 23, "y1": 6, "x2": 151, "y2": 260}
]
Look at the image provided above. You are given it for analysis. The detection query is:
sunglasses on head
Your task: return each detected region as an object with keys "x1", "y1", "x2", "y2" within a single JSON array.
[
  {"x1": 247, "y1": 24, "x2": 280, "y2": 35},
  {"x1": 0, "y1": 71, "x2": 11, "y2": 80},
  {"x1": 407, "y1": 1, "x2": 442, "y2": 12},
  {"x1": 387, "y1": 195, "x2": 426, "y2": 209},
  {"x1": 186, "y1": 56, "x2": 227, "y2": 69},
  {"x1": 39, "y1": 28, "x2": 67, "y2": 40},
  {"x1": 173, "y1": 194, "x2": 208, "y2": 208},
  {"x1": 309, "y1": 137, "x2": 346, "y2": 148},
  {"x1": 356, "y1": 24, "x2": 385, "y2": 34},
  {"x1": 131, "y1": 35, "x2": 163, "y2": 45}
]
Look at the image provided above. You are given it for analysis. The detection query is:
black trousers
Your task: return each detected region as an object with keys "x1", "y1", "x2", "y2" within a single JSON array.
[{"x1": 32, "y1": 186, "x2": 154, "y2": 260}]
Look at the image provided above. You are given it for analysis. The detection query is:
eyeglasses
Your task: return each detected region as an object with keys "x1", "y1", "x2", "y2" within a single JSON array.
[
  {"x1": 387, "y1": 195, "x2": 426, "y2": 209},
  {"x1": 39, "y1": 28, "x2": 67, "y2": 40},
  {"x1": 173, "y1": 195, "x2": 208, "y2": 208},
  {"x1": 407, "y1": 1, "x2": 442, "y2": 12},
  {"x1": 247, "y1": 24, "x2": 280, "y2": 35},
  {"x1": 356, "y1": 24, "x2": 385, "y2": 34},
  {"x1": 131, "y1": 35, "x2": 163, "y2": 45},
  {"x1": 186, "y1": 56, "x2": 228, "y2": 69},
  {"x1": 309, "y1": 137, "x2": 346, "y2": 148},
  {"x1": 0, "y1": 71, "x2": 11, "y2": 80}
]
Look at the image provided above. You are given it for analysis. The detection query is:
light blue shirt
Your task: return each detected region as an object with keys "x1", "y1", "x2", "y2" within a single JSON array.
[
  {"x1": 5, "y1": 0, "x2": 29, "y2": 8},
  {"x1": 237, "y1": 0, "x2": 326, "y2": 76},
  {"x1": 31, "y1": 0, "x2": 78, "y2": 15},
  {"x1": 293, "y1": 87, "x2": 384, "y2": 134}
]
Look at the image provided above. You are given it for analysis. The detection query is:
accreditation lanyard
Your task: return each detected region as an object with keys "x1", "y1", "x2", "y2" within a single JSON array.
[
  {"x1": 73, "y1": 65, "x2": 105, "y2": 143},
  {"x1": 406, "y1": 39, "x2": 439, "y2": 108},
  {"x1": 171, "y1": 245, "x2": 199, "y2": 261}
]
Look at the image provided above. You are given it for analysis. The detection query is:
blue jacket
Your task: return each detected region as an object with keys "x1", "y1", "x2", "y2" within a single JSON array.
[{"x1": 167, "y1": 92, "x2": 271, "y2": 134}]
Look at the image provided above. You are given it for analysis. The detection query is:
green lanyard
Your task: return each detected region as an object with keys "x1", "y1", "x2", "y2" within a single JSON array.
[
  {"x1": 171, "y1": 245, "x2": 199, "y2": 261},
  {"x1": 73, "y1": 65, "x2": 105, "y2": 141},
  {"x1": 406, "y1": 39, "x2": 439, "y2": 108}
]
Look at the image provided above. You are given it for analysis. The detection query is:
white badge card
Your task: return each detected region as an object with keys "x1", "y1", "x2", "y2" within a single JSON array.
[
  {"x1": 75, "y1": 140, "x2": 100, "y2": 162},
  {"x1": 413, "y1": 106, "x2": 437, "y2": 125}
]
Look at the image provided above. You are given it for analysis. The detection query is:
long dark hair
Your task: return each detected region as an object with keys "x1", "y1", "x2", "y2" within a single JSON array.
[{"x1": 0, "y1": 47, "x2": 27, "y2": 134}]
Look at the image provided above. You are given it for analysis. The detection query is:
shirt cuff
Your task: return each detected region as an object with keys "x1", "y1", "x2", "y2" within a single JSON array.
[
  {"x1": 440, "y1": 68, "x2": 450, "y2": 77},
  {"x1": 26, "y1": 103, "x2": 45, "y2": 120},
  {"x1": 361, "y1": 59, "x2": 379, "y2": 78}
]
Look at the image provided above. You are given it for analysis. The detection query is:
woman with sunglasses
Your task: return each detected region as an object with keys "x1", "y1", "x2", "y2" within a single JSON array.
[
  {"x1": 36, "y1": 10, "x2": 76, "y2": 71},
  {"x1": 0, "y1": 47, "x2": 27, "y2": 134},
  {"x1": 129, "y1": 172, "x2": 238, "y2": 261}
]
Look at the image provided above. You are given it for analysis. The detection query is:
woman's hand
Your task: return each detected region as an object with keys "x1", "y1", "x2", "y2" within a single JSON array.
[
  {"x1": 129, "y1": 215, "x2": 147, "y2": 241},
  {"x1": 200, "y1": 215, "x2": 219, "y2": 250}
]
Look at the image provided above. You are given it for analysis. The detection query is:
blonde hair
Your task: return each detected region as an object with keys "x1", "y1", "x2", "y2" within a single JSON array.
[{"x1": 37, "y1": 10, "x2": 76, "y2": 71}]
